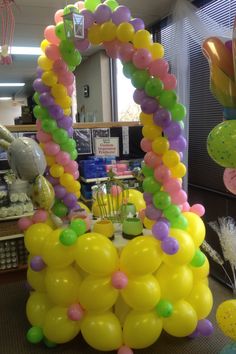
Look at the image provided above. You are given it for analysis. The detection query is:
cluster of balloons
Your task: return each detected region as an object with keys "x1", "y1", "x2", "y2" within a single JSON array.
[{"x1": 203, "y1": 34, "x2": 236, "y2": 194}]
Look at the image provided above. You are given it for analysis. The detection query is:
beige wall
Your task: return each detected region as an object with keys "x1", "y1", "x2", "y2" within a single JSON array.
[
  {"x1": 75, "y1": 50, "x2": 112, "y2": 123},
  {"x1": 0, "y1": 100, "x2": 25, "y2": 125}
]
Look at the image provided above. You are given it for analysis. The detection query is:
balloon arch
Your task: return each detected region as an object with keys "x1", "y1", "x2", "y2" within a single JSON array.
[{"x1": 20, "y1": 1, "x2": 213, "y2": 353}]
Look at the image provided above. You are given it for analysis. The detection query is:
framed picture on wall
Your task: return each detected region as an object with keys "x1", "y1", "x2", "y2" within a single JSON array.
[{"x1": 73, "y1": 129, "x2": 92, "y2": 155}]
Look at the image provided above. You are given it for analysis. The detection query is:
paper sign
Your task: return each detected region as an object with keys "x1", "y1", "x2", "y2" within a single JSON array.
[
  {"x1": 122, "y1": 126, "x2": 129, "y2": 155},
  {"x1": 95, "y1": 137, "x2": 119, "y2": 157}
]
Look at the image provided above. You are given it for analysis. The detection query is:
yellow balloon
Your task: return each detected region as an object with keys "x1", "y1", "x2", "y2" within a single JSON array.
[
  {"x1": 170, "y1": 162, "x2": 187, "y2": 178},
  {"x1": 216, "y1": 300, "x2": 236, "y2": 340},
  {"x1": 45, "y1": 266, "x2": 82, "y2": 306},
  {"x1": 149, "y1": 42, "x2": 164, "y2": 59},
  {"x1": 190, "y1": 257, "x2": 209, "y2": 280},
  {"x1": 123, "y1": 310, "x2": 163, "y2": 349},
  {"x1": 114, "y1": 295, "x2": 131, "y2": 327},
  {"x1": 64, "y1": 108, "x2": 71, "y2": 116},
  {"x1": 66, "y1": 181, "x2": 81, "y2": 193},
  {"x1": 43, "y1": 306, "x2": 80, "y2": 344},
  {"x1": 37, "y1": 55, "x2": 53, "y2": 71},
  {"x1": 42, "y1": 228, "x2": 76, "y2": 269},
  {"x1": 75, "y1": 233, "x2": 119, "y2": 276},
  {"x1": 156, "y1": 264, "x2": 193, "y2": 302},
  {"x1": 120, "y1": 236, "x2": 163, "y2": 276},
  {"x1": 187, "y1": 281, "x2": 213, "y2": 319},
  {"x1": 45, "y1": 155, "x2": 55, "y2": 166},
  {"x1": 27, "y1": 267, "x2": 47, "y2": 292},
  {"x1": 121, "y1": 274, "x2": 161, "y2": 311},
  {"x1": 26, "y1": 292, "x2": 52, "y2": 326},
  {"x1": 79, "y1": 275, "x2": 118, "y2": 312},
  {"x1": 143, "y1": 217, "x2": 155, "y2": 230},
  {"x1": 78, "y1": 201, "x2": 91, "y2": 214},
  {"x1": 127, "y1": 189, "x2": 146, "y2": 212},
  {"x1": 41, "y1": 71, "x2": 58, "y2": 87},
  {"x1": 40, "y1": 39, "x2": 49, "y2": 52},
  {"x1": 163, "y1": 300, "x2": 197, "y2": 337},
  {"x1": 60, "y1": 173, "x2": 74, "y2": 187},
  {"x1": 182, "y1": 212, "x2": 206, "y2": 247},
  {"x1": 162, "y1": 150, "x2": 180, "y2": 168},
  {"x1": 55, "y1": 96, "x2": 72, "y2": 109},
  {"x1": 25, "y1": 223, "x2": 52, "y2": 255},
  {"x1": 32, "y1": 175, "x2": 55, "y2": 210},
  {"x1": 51, "y1": 83, "x2": 67, "y2": 99},
  {"x1": 142, "y1": 125, "x2": 162, "y2": 141},
  {"x1": 163, "y1": 228, "x2": 195, "y2": 266},
  {"x1": 133, "y1": 29, "x2": 153, "y2": 49},
  {"x1": 116, "y1": 22, "x2": 134, "y2": 42},
  {"x1": 100, "y1": 21, "x2": 117, "y2": 42},
  {"x1": 152, "y1": 137, "x2": 170, "y2": 155},
  {"x1": 88, "y1": 24, "x2": 102, "y2": 45},
  {"x1": 139, "y1": 112, "x2": 153, "y2": 125},
  {"x1": 50, "y1": 164, "x2": 64, "y2": 178},
  {"x1": 81, "y1": 312, "x2": 122, "y2": 351}
]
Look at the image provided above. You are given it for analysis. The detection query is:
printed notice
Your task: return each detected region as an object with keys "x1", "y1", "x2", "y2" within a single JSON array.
[
  {"x1": 95, "y1": 137, "x2": 119, "y2": 157},
  {"x1": 122, "y1": 126, "x2": 129, "y2": 155}
]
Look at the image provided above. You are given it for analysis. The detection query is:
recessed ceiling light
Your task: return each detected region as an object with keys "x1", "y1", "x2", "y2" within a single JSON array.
[
  {"x1": 0, "y1": 83, "x2": 25, "y2": 87},
  {"x1": 0, "y1": 97, "x2": 11, "y2": 101},
  {"x1": 11, "y1": 46, "x2": 41, "y2": 55}
]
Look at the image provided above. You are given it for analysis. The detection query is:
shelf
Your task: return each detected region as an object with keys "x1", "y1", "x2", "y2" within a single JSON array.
[
  {"x1": 80, "y1": 175, "x2": 135, "y2": 183},
  {"x1": 0, "y1": 213, "x2": 33, "y2": 222},
  {"x1": 0, "y1": 233, "x2": 24, "y2": 241},
  {"x1": 0, "y1": 264, "x2": 27, "y2": 275}
]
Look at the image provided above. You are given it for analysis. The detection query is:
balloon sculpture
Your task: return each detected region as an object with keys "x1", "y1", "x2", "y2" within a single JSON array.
[{"x1": 15, "y1": 0, "x2": 214, "y2": 353}]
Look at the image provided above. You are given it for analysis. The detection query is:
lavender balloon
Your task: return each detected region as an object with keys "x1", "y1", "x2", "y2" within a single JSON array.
[
  {"x1": 36, "y1": 66, "x2": 43, "y2": 78},
  {"x1": 80, "y1": 9, "x2": 95, "y2": 29},
  {"x1": 58, "y1": 117, "x2": 73, "y2": 130},
  {"x1": 145, "y1": 205, "x2": 162, "y2": 220},
  {"x1": 33, "y1": 79, "x2": 50, "y2": 94},
  {"x1": 143, "y1": 192, "x2": 153, "y2": 204},
  {"x1": 54, "y1": 185, "x2": 67, "y2": 199},
  {"x1": 153, "y1": 108, "x2": 171, "y2": 128},
  {"x1": 39, "y1": 93, "x2": 55, "y2": 108},
  {"x1": 47, "y1": 175, "x2": 59, "y2": 186},
  {"x1": 188, "y1": 328, "x2": 199, "y2": 339},
  {"x1": 197, "y1": 319, "x2": 214, "y2": 336},
  {"x1": 68, "y1": 127, "x2": 74, "y2": 137},
  {"x1": 30, "y1": 256, "x2": 46, "y2": 272},
  {"x1": 111, "y1": 6, "x2": 131, "y2": 25},
  {"x1": 48, "y1": 105, "x2": 64, "y2": 120},
  {"x1": 158, "y1": 217, "x2": 170, "y2": 227},
  {"x1": 164, "y1": 121, "x2": 182, "y2": 140},
  {"x1": 130, "y1": 18, "x2": 145, "y2": 31},
  {"x1": 133, "y1": 89, "x2": 147, "y2": 104},
  {"x1": 74, "y1": 38, "x2": 90, "y2": 52},
  {"x1": 161, "y1": 237, "x2": 179, "y2": 255},
  {"x1": 152, "y1": 221, "x2": 169, "y2": 240},
  {"x1": 64, "y1": 193, "x2": 77, "y2": 208},
  {"x1": 94, "y1": 4, "x2": 112, "y2": 23},
  {"x1": 141, "y1": 97, "x2": 159, "y2": 114},
  {"x1": 169, "y1": 135, "x2": 187, "y2": 152}
]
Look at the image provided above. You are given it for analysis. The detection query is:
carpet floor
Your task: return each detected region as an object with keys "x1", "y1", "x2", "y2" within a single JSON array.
[{"x1": 0, "y1": 278, "x2": 233, "y2": 354}]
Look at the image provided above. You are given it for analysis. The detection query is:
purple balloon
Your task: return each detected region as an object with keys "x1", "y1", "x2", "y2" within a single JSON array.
[
  {"x1": 145, "y1": 205, "x2": 162, "y2": 220},
  {"x1": 54, "y1": 185, "x2": 67, "y2": 199},
  {"x1": 63, "y1": 193, "x2": 77, "y2": 208},
  {"x1": 48, "y1": 104, "x2": 64, "y2": 120},
  {"x1": 36, "y1": 66, "x2": 43, "y2": 78},
  {"x1": 161, "y1": 237, "x2": 179, "y2": 255},
  {"x1": 47, "y1": 175, "x2": 59, "y2": 186},
  {"x1": 169, "y1": 135, "x2": 187, "y2": 152},
  {"x1": 158, "y1": 217, "x2": 170, "y2": 227},
  {"x1": 58, "y1": 116, "x2": 73, "y2": 130},
  {"x1": 33, "y1": 79, "x2": 50, "y2": 94},
  {"x1": 153, "y1": 108, "x2": 171, "y2": 128},
  {"x1": 133, "y1": 89, "x2": 147, "y2": 104},
  {"x1": 152, "y1": 221, "x2": 169, "y2": 240},
  {"x1": 74, "y1": 38, "x2": 90, "y2": 52},
  {"x1": 143, "y1": 192, "x2": 153, "y2": 204},
  {"x1": 197, "y1": 320, "x2": 214, "y2": 336},
  {"x1": 94, "y1": 4, "x2": 112, "y2": 23},
  {"x1": 68, "y1": 127, "x2": 74, "y2": 137},
  {"x1": 164, "y1": 121, "x2": 182, "y2": 140},
  {"x1": 39, "y1": 93, "x2": 55, "y2": 108},
  {"x1": 80, "y1": 9, "x2": 95, "y2": 29},
  {"x1": 188, "y1": 328, "x2": 199, "y2": 339},
  {"x1": 30, "y1": 256, "x2": 46, "y2": 272},
  {"x1": 111, "y1": 6, "x2": 131, "y2": 25},
  {"x1": 129, "y1": 18, "x2": 145, "y2": 32},
  {"x1": 141, "y1": 97, "x2": 159, "y2": 114}
]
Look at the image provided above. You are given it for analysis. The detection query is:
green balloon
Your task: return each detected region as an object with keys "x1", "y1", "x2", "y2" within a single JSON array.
[
  {"x1": 59, "y1": 40, "x2": 76, "y2": 60},
  {"x1": 33, "y1": 105, "x2": 50, "y2": 120},
  {"x1": 60, "y1": 228, "x2": 77, "y2": 246},
  {"x1": 142, "y1": 177, "x2": 161, "y2": 194},
  {"x1": 70, "y1": 219, "x2": 87, "y2": 236},
  {"x1": 131, "y1": 69, "x2": 150, "y2": 89},
  {"x1": 104, "y1": 0, "x2": 119, "y2": 11},
  {"x1": 70, "y1": 149, "x2": 78, "y2": 160},
  {"x1": 70, "y1": 51, "x2": 82, "y2": 67},
  {"x1": 43, "y1": 338, "x2": 57, "y2": 348},
  {"x1": 61, "y1": 139, "x2": 76, "y2": 153},
  {"x1": 153, "y1": 191, "x2": 171, "y2": 210},
  {"x1": 207, "y1": 120, "x2": 236, "y2": 168},
  {"x1": 156, "y1": 299, "x2": 173, "y2": 318},
  {"x1": 171, "y1": 103, "x2": 186, "y2": 121},
  {"x1": 142, "y1": 164, "x2": 154, "y2": 177},
  {"x1": 145, "y1": 77, "x2": 163, "y2": 97},
  {"x1": 55, "y1": 22, "x2": 66, "y2": 41},
  {"x1": 84, "y1": 0, "x2": 101, "y2": 12},
  {"x1": 123, "y1": 62, "x2": 136, "y2": 79},
  {"x1": 63, "y1": 5, "x2": 78, "y2": 15},
  {"x1": 26, "y1": 326, "x2": 44, "y2": 344},
  {"x1": 33, "y1": 92, "x2": 40, "y2": 105},
  {"x1": 190, "y1": 249, "x2": 206, "y2": 267},
  {"x1": 159, "y1": 90, "x2": 177, "y2": 109},
  {"x1": 163, "y1": 204, "x2": 181, "y2": 221},
  {"x1": 68, "y1": 65, "x2": 76, "y2": 72},
  {"x1": 42, "y1": 119, "x2": 57, "y2": 133},
  {"x1": 52, "y1": 128, "x2": 68, "y2": 144},
  {"x1": 52, "y1": 202, "x2": 68, "y2": 217},
  {"x1": 171, "y1": 214, "x2": 188, "y2": 230}
]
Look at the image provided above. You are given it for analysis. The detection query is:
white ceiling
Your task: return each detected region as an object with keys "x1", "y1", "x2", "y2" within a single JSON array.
[{"x1": 0, "y1": 0, "x2": 177, "y2": 99}]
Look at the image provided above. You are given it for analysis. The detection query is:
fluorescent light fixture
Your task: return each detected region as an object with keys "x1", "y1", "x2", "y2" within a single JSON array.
[
  {"x1": 0, "y1": 97, "x2": 11, "y2": 101},
  {"x1": 0, "y1": 83, "x2": 25, "y2": 87},
  {"x1": 11, "y1": 46, "x2": 41, "y2": 55}
]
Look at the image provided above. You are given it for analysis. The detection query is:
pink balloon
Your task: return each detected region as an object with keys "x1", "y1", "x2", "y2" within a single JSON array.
[
  {"x1": 140, "y1": 138, "x2": 152, "y2": 152},
  {"x1": 32, "y1": 210, "x2": 48, "y2": 223},
  {"x1": 190, "y1": 204, "x2": 205, "y2": 217},
  {"x1": 67, "y1": 84, "x2": 74, "y2": 96},
  {"x1": 119, "y1": 42, "x2": 135, "y2": 62},
  {"x1": 55, "y1": 151, "x2": 71, "y2": 166},
  {"x1": 53, "y1": 58, "x2": 68, "y2": 74},
  {"x1": 54, "y1": 9, "x2": 64, "y2": 24},
  {"x1": 118, "y1": 346, "x2": 134, "y2": 354},
  {"x1": 149, "y1": 59, "x2": 169, "y2": 79},
  {"x1": 44, "y1": 141, "x2": 60, "y2": 156},
  {"x1": 36, "y1": 120, "x2": 42, "y2": 130},
  {"x1": 58, "y1": 71, "x2": 74, "y2": 86},
  {"x1": 181, "y1": 201, "x2": 190, "y2": 212},
  {"x1": 223, "y1": 168, "x2": 236, "y2": 194},
  {"x1": 64, "y1": 160, "x2": 79, "y2": 174},
  {"x1": 45, "y1": 44, "x2": 61, "y2": 61},
  {"x1": 75, "y1": 1, "x2": 85, "y2": 11},
  {"x1": 104, "y1": 40, "x2": 121, "y2": 59},
  {"x1": 111, "y1": 271, "x2": 128, "y2": 289},
  {"x1": 36, "y1": 130, "x2": 52, "y2": 143},
  {"x1": 67, "y1": 304, "x2": 85, "y2": 321},
  {"x1": 110, "y1": 185, "x2": 122, "y2": 197},
  {"x1": 162, "y1": 73, "x2": 177, "y2": 90},
  {"x1": 18, "y1": 217, "x2": 33, "y2": 231},
  {"x1": 44, "y1": 25, "x2": 60, "y2": 45},
  {"x1": 72, "y1": 170, "x2": 80, "y2": 180},
  {"x1": 154, "y1": 165, "x2": 171, "y2": 183},
  {"x1": 171, "y1": 189, "x2": 187, "y2": 205},
  {"x1": 138, "y1": 208, "x2": 146, "y2": 222},
  {"x1": 163, "y1": 178, "x2": 181, "y2": 193},
  {"x1": 133, "y1": 48, "x2": 152, "y2": 69},
  {"x1": 144, "y1": 151, "x2": 162, "y2": 168},
  {"x1": 74, "y1": 38, "x2": 90, "y2": 52}
]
